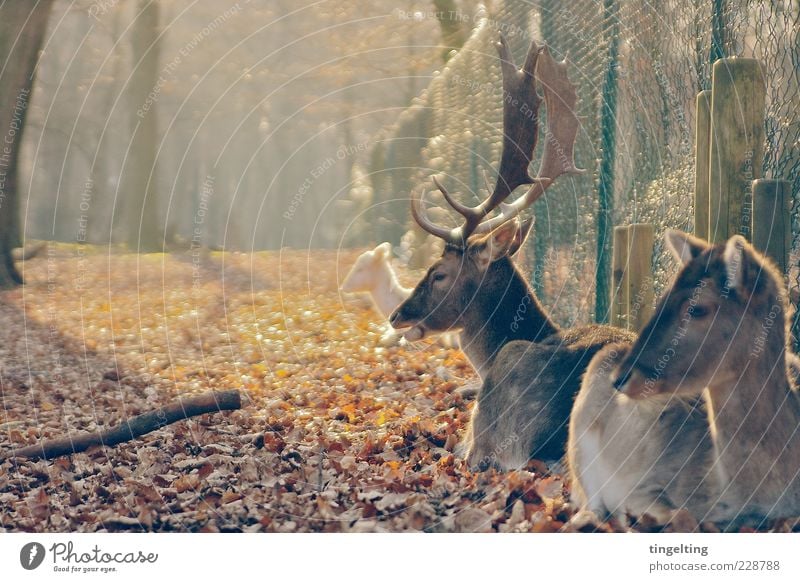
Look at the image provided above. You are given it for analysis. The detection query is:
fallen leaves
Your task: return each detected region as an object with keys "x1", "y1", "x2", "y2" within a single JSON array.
[
  {"x1": 0, "y1": 244, "x2": 797, "y2": 533},
  {"x1": 173, "y1": 474, "x2": 201, "y2": 494}
]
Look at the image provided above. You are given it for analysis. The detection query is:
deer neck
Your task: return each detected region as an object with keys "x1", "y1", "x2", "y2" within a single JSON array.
[
  {"x1": 370, "y1": 264, "x2": 409, "y2": 318},
  {"x1": 459, "y1": 260, "x2": 558, "y2": 377},
  {"x1": 705, "y1": 327, "x2": 800, "y2": 495}
]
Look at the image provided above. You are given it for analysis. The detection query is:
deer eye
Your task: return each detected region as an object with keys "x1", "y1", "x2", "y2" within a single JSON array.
[{"x1": 689, "y1": 304, "x2": 712, "y2": 319}]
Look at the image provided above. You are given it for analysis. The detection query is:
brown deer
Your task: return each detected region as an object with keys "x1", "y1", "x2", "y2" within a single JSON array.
[
  {"x1": 568, "y1": 230, "x2": 800, "y2": 526},
  {"x1": 390, "y1": 36, "x2": 633, "y2": 470}
]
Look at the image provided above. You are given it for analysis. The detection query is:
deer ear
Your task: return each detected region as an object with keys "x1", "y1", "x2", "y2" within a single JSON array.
[
  {"x1": 472, "y1": 219, "x2": 520, "y2": 269},
  {"x1": 723, "y1": 235, "x2": 755, "y2": 293},
  {"x1": 375, "y1": 242, "x2": 392, "y2": 259},
  {"x1": 665, "y1": 229, "x2": 709, "y2": 266}
]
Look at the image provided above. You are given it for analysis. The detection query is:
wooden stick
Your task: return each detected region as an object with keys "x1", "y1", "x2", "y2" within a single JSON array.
[{"x1": 0, "y1": 390, "x2": 242, "y2": 462}]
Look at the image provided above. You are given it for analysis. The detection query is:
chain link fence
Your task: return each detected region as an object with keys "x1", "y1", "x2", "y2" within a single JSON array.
[{"x1": 369, "y1": 0, "x2": 800, "y2": 341}]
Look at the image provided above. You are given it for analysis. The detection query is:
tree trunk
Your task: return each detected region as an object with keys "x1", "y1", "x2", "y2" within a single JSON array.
[
  {"x1": 0, "y1": 1, "x2": 55, "y2": 288},
  {"x1": 89, "y1": 2, "x2": 126, "y2": 244},
  {"x1": 123, "y1": 0, "x2": 163, "y2": 252}
]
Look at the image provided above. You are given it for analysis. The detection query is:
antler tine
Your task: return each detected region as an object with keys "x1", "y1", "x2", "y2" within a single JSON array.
[
  {"x1": 482, "y1": 168, "x2": 512, "y2": 214},
  {"x1": 410, "y1": 186, "x2": 460, "y2": 245},
  {"x1": 430, "y1": 175, "x2": 486, "y2": 241},
  {"x1": 431, "y1": 175, "x2": 476, "y2": 220},
  {"x1": 481, "y1": 168, "x2": 493, "y2": 196},
  {"x1": 534, "y1": 47, "x2": 585, "y2": 182},
  {"x1": 472, "y1": 45, "x2": 585, "y2": 235}
]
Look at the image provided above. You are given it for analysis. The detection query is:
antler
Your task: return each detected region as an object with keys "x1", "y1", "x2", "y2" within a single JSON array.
[
  {"x1": 473, "y1": 43, "x2": 585, "y2": 234},
  {"x1": 412, "y1": 36, "x2": 584, "y2": 245}
]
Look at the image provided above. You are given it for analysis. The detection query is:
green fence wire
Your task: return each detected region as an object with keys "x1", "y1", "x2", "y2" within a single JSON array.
[{"x1": 370, "y1": 0, "x2": 800, "y2": 344}]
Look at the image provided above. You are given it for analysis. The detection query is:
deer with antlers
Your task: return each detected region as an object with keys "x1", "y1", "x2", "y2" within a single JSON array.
[{"x1": 389, "y1": 36, "x2": 633, "y2": 470}]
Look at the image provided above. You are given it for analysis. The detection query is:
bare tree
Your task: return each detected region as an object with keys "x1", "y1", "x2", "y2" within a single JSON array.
[
  {"x1": 121, "y1": 0, "x2": 162, "y2": 251},
  {"x1": 0, "y1": 0, "x2": 55, "y2": 287}
]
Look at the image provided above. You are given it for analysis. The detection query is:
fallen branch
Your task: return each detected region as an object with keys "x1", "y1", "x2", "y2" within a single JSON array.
[{"x1": 0, "y1": 389, "x2": 242, "y2": 462}]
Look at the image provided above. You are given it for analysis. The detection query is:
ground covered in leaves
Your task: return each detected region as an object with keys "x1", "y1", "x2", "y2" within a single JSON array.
[{"x1": 1, "y1": 245, "x2": 797, "y2": 533}]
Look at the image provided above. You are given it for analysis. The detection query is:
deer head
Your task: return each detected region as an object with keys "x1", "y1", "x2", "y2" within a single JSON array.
[
  {"x1": 390, "y1": 218, "x2": 533, "y2": 337},
  {"x1": 612, "y1": 230, "x2": 788, "y2": 399},
  {"x1": 340, "y1": 242, "x2": 394, "y2": 293},
  {"x1": 390, "y1": 35, "x2": 583, "y2": 341}
]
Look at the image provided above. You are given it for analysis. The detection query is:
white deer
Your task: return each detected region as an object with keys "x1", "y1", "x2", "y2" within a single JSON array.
[{"x1": 341, "y1": 242, "x2": 458, "y2": 348}]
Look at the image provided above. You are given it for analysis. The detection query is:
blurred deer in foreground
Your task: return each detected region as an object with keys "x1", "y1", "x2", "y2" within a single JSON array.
[
  {"x1": 569, "y1": 230, "x2": 800, "y2": 526},
  {"x1": 390, "y1": 36, "x2": 633, "y2": 469},
  {"x1": 341, "y1": 242, "x2": 458, "y2": 348}
]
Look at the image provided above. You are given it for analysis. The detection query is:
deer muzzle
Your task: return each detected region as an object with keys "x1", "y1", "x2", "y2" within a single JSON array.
[
  {"x1": 612, "y1": 360, "x2": 663, "y2": 399},
  {"x1": 389, "y1": 307, "x2": 429, "y2": 342},
  {"x1": 388, "y1": 308, "x2": 409, "y2": 330}
]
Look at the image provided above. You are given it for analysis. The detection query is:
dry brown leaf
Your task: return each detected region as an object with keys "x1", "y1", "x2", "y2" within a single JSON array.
[{"x1": 173, "y1": 474, "x2": 201, "y2": 493}]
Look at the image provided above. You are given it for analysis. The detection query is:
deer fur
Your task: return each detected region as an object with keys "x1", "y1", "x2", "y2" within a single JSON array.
[
  {"x1": 391, "y1": 219, "x2": 633, "y2": 469},
  {"x1": 341, "y1": 243, "x2": 458, "y2": 348},
  {"x1": 568, "y1": 230, "x2": 800, "y2": 526}
]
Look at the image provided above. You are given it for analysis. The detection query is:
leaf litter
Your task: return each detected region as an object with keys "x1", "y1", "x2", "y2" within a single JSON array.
[{"x1": 0, "y1": 243, "x2": 796, "y2": 533}]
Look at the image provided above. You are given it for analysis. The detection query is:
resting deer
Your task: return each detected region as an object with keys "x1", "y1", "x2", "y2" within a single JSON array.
[
  {"x1": 341, "y1": 242, "x2": 458, "y2": 348},
  {"x1": 568, "y1": 230, "x2": 800, "y2": 526},
  {"x1": 390, "y1": 36, "x2": 633, "y2": 469}
]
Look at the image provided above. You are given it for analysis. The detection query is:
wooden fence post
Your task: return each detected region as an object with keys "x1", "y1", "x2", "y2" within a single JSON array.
[
  {"x1": 610, "y1": 223, "x2": 654, "y2": 331},
  {"x1": 611, "y1": 226, "x2": 629, "y2": 328},
  {"x1": 708, "y1": 58, "x2": 766, "y2": 243},
  {"x1": 694, "y1": 90, "x2": 711, "y2": 240},
  {"x1": 626, "y1": 223, "x2": 654, "y2": 331},
  {"x1": 752, "y1": 179, "x2": 791, "y2": 273}
]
